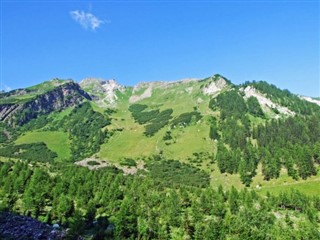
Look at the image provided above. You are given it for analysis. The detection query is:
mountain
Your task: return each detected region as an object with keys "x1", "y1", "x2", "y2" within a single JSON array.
[
  {"x1": 0, "y1": 79, "x2": 91, "y2": 127},
  {"x1": 1, "y1": 74, "x2": 320, "y2": 239},
  {"x1": 79, "y1": 78, "x2": 124, "y2": 106},
  {"x1": 1, "y1": 74, "x2": 319, "y2": 183}
]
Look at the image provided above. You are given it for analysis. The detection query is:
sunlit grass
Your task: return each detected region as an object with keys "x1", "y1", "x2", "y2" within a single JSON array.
[{"x1": 15, "y1": 131, "x2": 71, "y2": 161}]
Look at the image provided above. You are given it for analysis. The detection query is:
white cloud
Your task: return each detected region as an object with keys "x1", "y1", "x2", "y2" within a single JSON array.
[{"x1": 70, "y1": 10, "x2": 104, "y2": 30}]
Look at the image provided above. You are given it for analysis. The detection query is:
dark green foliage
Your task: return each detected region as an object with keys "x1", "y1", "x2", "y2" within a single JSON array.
[
  {"x1": 128, "y1": 104, "x2": 173, "y2": 136},
  {"x1": 0, "y1": 143, "x2": 57, "y2": 162},
  {"x1": 19, "y1": 115, "x2": 50, "y2": 131},
  {"x1": 216, "y1": 143, "x2": 240, "y2": 174},
  {"x1": 0, "y1": 122, "x2": 17, "y2": 143},
  {"x1": 2, "y1": 103, "x2": 111, "y2": 162},
  {"x1": 209, "y1": 90, "x2": 247, "y2": 119},
  {"x1": 59, "y1": 102, "x2": 110, "y2": 161},
  {"x1": 208, "y1": 94, "x2": 319, "y2": 182},
  {"x1": 238, "y1": 144, "x2": 258, "y2": 186},
  {"x1": 254, "y1": 116, "x2": 319, "y2": 180},
  {"x1": 104, "y1": 108, "x2": 117, "y2": 115},
  {"x1": 247, "y1": 96, "x2": 264, "y2": 118},
  {"x1": 132, "y1": 109, "x2": 159, "y2": 124},
  {"x1": 128, "y1": 104, "x2": 148, "y2": 113},
  {"x1": 170, "y1": 111, "x2": 202, "y2": 127},
  {"x1": 129, "y1": 103, "x2": 159, "y2": 124},
  {"x1": 87, "y1": 161, "x2": 100, "y2": 166},
  {"x1": 120, "y1": 158, "x2": 136, "y2": 167},
  {"x1": 163, "y1": 131, "x2": 173, "y2": 141},
  {"x1": 243, "y1": 81, "x2": 320, "y2": 115},
  {"x1": 208, "y1": 116, "x2": 220, "y2": 141},
  {"x1": 220, "y1": 118, "x2": 249, "y2": 149},
  {"x1": 144, "y1": 109, "x2": 173, "y2": 136},
  {"x1": 209, "y1": 125, "x2": 219, "y2": 140},
  {"x1": 1, "y1": 160, "x2": 319, "y2": 239},
  {"x1": 261, "y1": 149, "x2": 281, "y2": 180},
  {"x1": 147, "y1": 159, "x2": 210, "y2": 188}
]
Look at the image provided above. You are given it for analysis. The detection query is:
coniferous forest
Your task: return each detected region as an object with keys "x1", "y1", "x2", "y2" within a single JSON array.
[{"x1": 1, "y1": 159, "x2": 320, "y2": 239}]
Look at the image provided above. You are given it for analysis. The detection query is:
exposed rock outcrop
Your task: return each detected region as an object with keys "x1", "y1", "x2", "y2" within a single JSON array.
[
  {"x1": 80, "y1": 78, "x2": 124, "y2": 106},
  {"x1": 129, "y1": 85, "x2": 153, "y2": 103},
  {"x1": 241, "y1": 86, "x2": 295, "y2": 116},
  {"x1": 202, "y1": 76, "x2": 228, "y2": 95},
  {"x1": 0, "y1": 82, "x2": 91, "y2": 127},
  {"x1": 0, "y1": 212, "x2": 65, "y2": 240},
  {"x1": 299, "y1": 96, "x2": 320, "y2": 106}
]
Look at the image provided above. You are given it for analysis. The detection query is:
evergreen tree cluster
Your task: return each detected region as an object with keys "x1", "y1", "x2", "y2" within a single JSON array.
[
  {"x1": 170, "y1": 111, "x2": 202, "y2": 127},
  {"x1": 146, "y1": 159, "x2": 210, "y2": 188},
  {"x1": 58, "y1": 102, "x2": 111, "y2": 160},
  {"x1": 208, "y1": 87, "x2": 320, "y2": 185},
  {"x1": 129, "y1": 104, "x2": 173, "y2": 136},
  {"x1": 1, "y1": 102, "x2": 111, "y2": 162},
  {"x1": 0, "y1": 143, "x2": 57, "y2": 163},
  {"x1": 209, "y1": 90, "x2": 247, "y2": 120},
  {"x1": 0, "y1": 160, "x2": 319, "y2": 239},
  {"x1": 243, "y1": 81, "x2": 320, "y2": 115}
]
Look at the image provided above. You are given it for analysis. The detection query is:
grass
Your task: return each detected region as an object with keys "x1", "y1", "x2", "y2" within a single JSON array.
[
  {"x1": 210, "y1": 164, "x2": 245, "y2": 190},
  {"x1": 99, "y1": 102, "x2": 215, "y2": 162},
  {"x1": 208, "y1": 163, "x2": 320, "y2": 195},
  {"x1": 160, "y1": 121, "x2": 214, "y2": 160},
  {"x1": 99, "y1": 124, "x2": 158, "y2": 161},
  {"x1": 0, "y1": 94, "x2": 37, "y2": 104},
  {"x1": 0, "y1": 156, "x2": 12, "y2": 162},
  {"x1": 98, "y1": 79, "x2": 217, "y2": 162},
  {"x1": 15, "y1": 131, "x2": 71, "y2": 161},
  {"x1": 251, "y1": 164, "x2": 320, "y2": 196},
  {"x1": 0, "y1": 79, "x2": 69, "y2": 104},
  {"x1": 257, "y1": 181, "x2": 320, "y2": 196}
]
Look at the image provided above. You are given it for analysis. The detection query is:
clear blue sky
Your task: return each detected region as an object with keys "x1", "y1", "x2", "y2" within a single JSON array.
[{"x1": 1, "y1": 1, "x2": 319, "y2": 97}]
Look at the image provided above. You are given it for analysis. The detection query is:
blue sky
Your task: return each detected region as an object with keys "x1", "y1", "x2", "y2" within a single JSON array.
[{"x1": 1, "y1": 1, "x2": 319, "y2": 97}]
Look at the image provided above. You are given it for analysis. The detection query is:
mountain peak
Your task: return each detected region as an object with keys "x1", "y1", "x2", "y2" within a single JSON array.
[
  {"x1": 80, "y1": 78, "x2": 124, "y2": 106},
  {"x1": 202, "y1": 75, "x2": 229, "y2": 95}
]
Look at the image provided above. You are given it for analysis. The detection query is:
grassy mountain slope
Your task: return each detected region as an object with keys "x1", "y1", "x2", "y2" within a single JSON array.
[
  {"x1": 1, "y1": 75, "x2": 320, "y2": 196},
  {"x1": 15, "y1": 131, "x2": 71, "y2": 161},
  {"x1": 0, "y1": 79, "x2": 71, "y2": 104},
  {"x1": 97, "y1": 76, "x2": 227, "y2": 161}
]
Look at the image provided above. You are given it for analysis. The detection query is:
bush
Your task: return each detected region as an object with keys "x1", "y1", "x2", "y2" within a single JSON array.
[
  {"x1": 171, "y1": 111, "x2": 202, "y2": 127},
  {"x1": 144, "y1": 109, "x2": 173, "y2": 136},
  {"x1": 87, "y1": 161, "x2": 100, "y2": 166},
  {"x1": 120, "y1": 158, "x2": 137, "y2": 167},
  {"x1": 0, "y1": 142, "x2": 57, "y2": 162},
  {"x1": 147, "y1": 159, "x2": 210, "y2": 188}
]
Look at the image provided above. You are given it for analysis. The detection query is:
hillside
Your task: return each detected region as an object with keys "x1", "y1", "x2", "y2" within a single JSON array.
[
  {"x1": 0, "y1": 74, "x2": 319, "y2": 239},
  {"x1": 1, "y1": 74, "x2": 319, "y2": 190}
]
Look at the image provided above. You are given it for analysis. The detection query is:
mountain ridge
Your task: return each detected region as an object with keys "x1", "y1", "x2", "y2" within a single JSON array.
[
  {"x1": 1, "y1": 74, "x2": 319, "y2": 130},
  {"x1": 0, "y1": 80, "x2": 91, "y2": 127}
]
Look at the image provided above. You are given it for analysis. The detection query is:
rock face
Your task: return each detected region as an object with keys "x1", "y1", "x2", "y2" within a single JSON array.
[
  {"x1": 202, "y1": 76, "x2": 228, "y2": 95},
  {"x1": 300, "y1": 96, "x2": 320, "y2": 106},
  {"x1": 0, "y1": 82, "x2": 91, "y2": 127},
  {"x1": 129, "y1": 84, "x2": 153, "y2": 103},
  {"x1": 241, "y1": 86, "x2": 295, "y2": 116},
  {"x1": 0, "y1": 212, "x2": 64, "y2": 240},
  {"x1": 80, "y1": 78, "x2": 124, "y2": 106}
]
